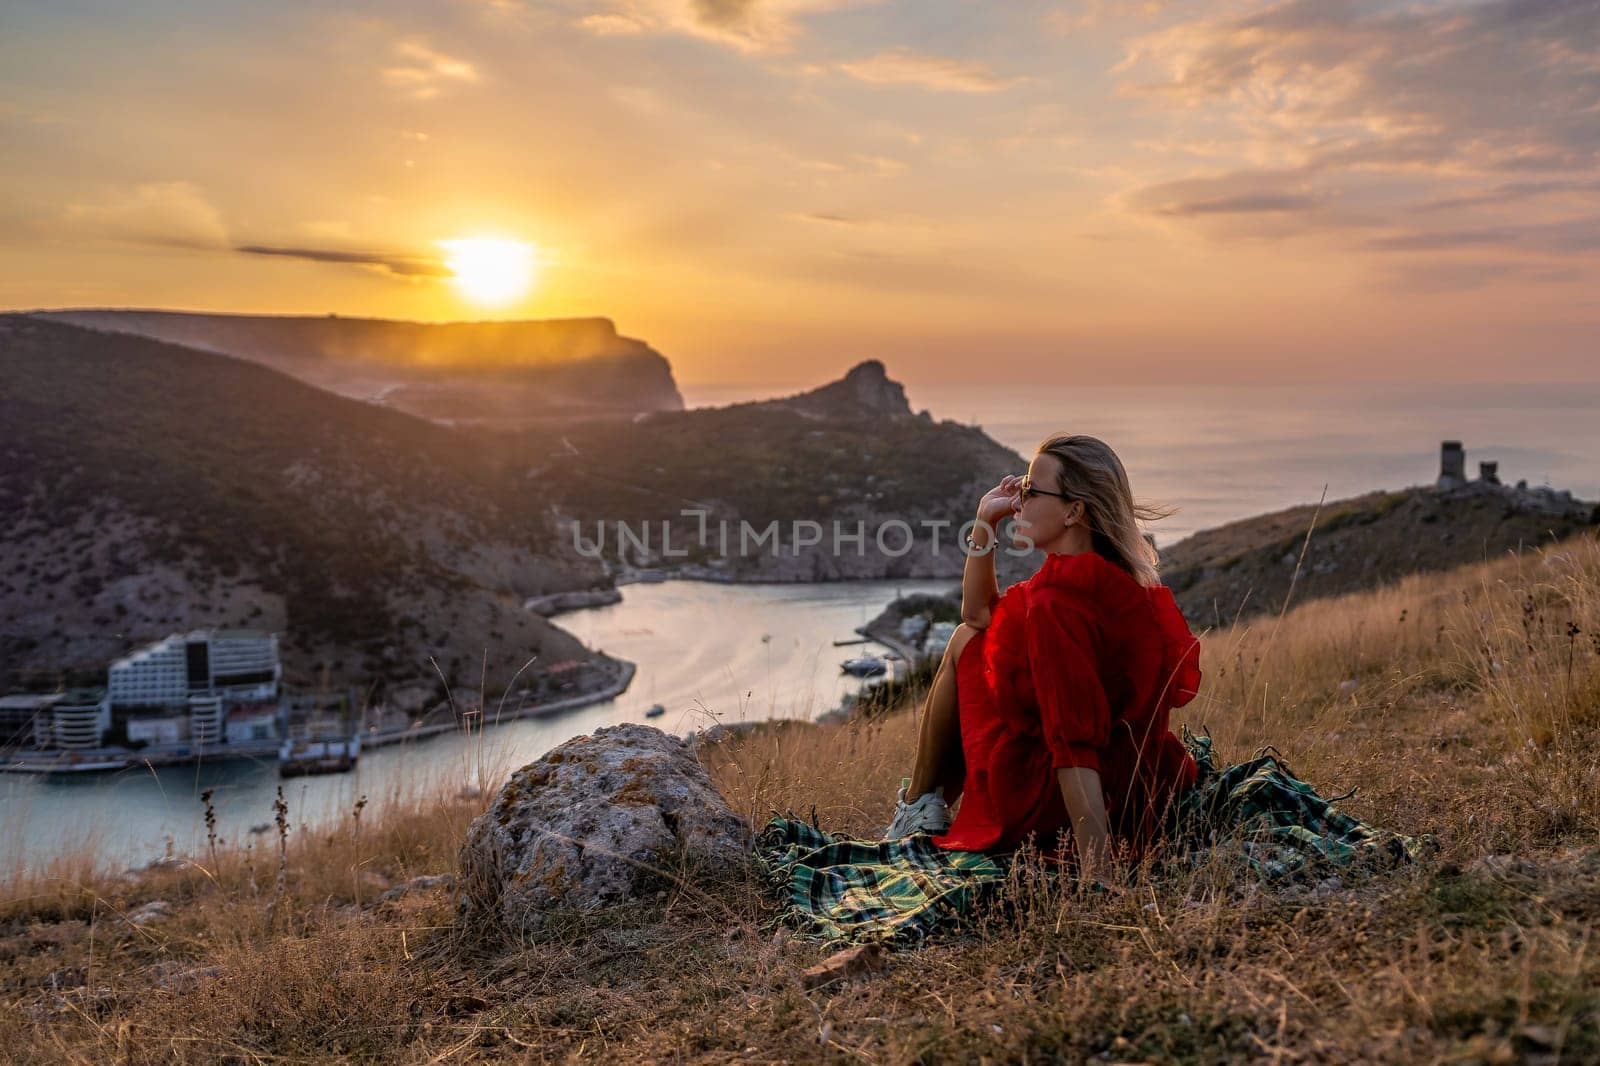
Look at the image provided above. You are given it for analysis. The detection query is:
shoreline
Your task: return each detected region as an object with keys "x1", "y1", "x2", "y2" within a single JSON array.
[{"x1": 0, "y1": 659, "x2": 638, "y2": 777}]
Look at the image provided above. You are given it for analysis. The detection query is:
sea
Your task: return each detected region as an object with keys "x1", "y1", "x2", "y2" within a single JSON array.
[{"x1": 6, "y1": 380, "x2": 1598, "y2": 871}]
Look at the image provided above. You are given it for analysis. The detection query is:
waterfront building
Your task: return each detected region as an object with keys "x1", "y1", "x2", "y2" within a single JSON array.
[
  {"x1": 15, "y1": 689, "x2": 112, "y2": 751},
  {"x1": 188, "y1": 693, "x2": 224, "y2": 745},
  {"x1": 109, "y1": 629, "x2": 281, "y2": 709},
  {"x1": 0, "y1": 693, "x2": 64, "y2": 747},
  {"x1": 225, "y1": 704, "x2": 278, "y2": 744},
  {"x1": 127, "y1": 715, "x2": 188, "y2": 746}
]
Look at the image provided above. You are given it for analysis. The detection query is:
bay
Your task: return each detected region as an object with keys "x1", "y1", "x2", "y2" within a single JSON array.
[{"x1": 3, "y1": 578, "x2": 950, "y2": 872}]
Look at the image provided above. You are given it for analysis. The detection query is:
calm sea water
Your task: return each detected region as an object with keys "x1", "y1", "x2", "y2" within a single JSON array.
[
  {"x1": 683, "y1": 381, "x2": 1600, "y2": 546},
  {"x1": 3, "y1": 578, "x2": 949, "y2": 872}
]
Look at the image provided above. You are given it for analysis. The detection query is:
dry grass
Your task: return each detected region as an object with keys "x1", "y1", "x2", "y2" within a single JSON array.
[{"x1": 4, "y1": 531, "x2": 1600, "y2": 1063}]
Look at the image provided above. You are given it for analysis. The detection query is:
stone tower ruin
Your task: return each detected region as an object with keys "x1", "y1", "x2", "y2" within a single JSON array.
[{"x1": 1438, "y1": 441, "x2": 1466, "y2": 489}]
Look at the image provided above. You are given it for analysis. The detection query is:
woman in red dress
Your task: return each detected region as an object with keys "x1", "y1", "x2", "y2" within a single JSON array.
[{"x1": 884, "y1": 433, "x2": 1203, "y2": 885}]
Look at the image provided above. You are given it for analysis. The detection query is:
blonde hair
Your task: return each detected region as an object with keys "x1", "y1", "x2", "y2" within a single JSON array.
[{"x1": 1034, "y1": 433, "x2": 1174, "y2": 588}]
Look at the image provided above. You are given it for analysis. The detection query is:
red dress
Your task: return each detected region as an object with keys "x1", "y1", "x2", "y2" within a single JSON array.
[{"x1": 932, "y1": 549, "x2": 1203, "y2": 857}]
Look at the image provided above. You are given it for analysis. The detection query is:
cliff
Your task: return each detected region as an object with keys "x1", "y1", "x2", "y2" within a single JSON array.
[{"x1": 32, "y1": 309, "x2": 684, "y2": 428}]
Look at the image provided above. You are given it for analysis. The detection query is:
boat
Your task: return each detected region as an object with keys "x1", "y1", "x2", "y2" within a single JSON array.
[
  {"x1": 1, "y1": 755, "x2": 134, "y2": 775},
  {"x1": 840, "y1": 656, "x2": 888, "y2": 677},
  {"x1": 644, "y1": 703, "x2": 665, "y2": 718},
  {"x1": 279, "y1": 733, "x2": 360, "y2": 777}
]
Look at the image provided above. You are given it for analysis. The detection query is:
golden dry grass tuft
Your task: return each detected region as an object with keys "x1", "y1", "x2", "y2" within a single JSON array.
[{"x1": 4, "y1": 531, "x2": 1600, "y2": 1062}]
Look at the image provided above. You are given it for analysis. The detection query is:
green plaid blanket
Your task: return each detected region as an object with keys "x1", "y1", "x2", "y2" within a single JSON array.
[{"x1": 757, "y1": 732, "x2": 1432, "y2": 943}]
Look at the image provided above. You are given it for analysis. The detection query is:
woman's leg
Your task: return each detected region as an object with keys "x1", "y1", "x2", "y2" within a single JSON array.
[{"x1": 907, "y1": 623, "x2": 978, "y2": 804}]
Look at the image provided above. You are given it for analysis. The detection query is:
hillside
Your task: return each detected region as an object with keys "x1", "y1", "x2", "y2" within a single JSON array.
[
  {"x1": 1159, "y1": 480, "x2": 1599, "y2": 630},
  {"x1": 32, "y1": 309, "x2": 684, "y2": 428},
  {"x1": 5, "y1": 531, "x2": 1599, "y2": 1061},
  {"x1": 0, "y1": 323, "x2": 1048, "y2": 696},
  {"x1": 506, "y1": 359, "x2": 1046, "y2": 586},
  {"x1": 0, "y1": 316, "x2": 609, "y2": 694}
]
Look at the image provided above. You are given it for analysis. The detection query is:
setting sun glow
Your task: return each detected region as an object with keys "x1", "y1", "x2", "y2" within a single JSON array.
[{"x1": 439, "y1": 237, "x2": 537, "y2": 306}]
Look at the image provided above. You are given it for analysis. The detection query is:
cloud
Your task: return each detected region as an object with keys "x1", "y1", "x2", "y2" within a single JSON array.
[
  {"x1": 1044, "y1": 1, "x2": 1170, "y2": 35},
  {"x1": 61, "y1": 182, "x2": 230, "y2": 248},
  {"x1": 837, "y1": 47, "x2": 1027, "y2": 93},
  {"x1": 234, "y1": 244, "x2": 452, "y2": 278},
  {"x1": 1114, "y1": 0, "x2": 1600, "y2": 282},
  {"x1": 1150, "y1": 191, "x2": 1316, "y2": 217},
  {"x1": 1118, "y1": 0, "x2": 1600, "y2": 177},
  {"x1": 1414, "y1": 178, "x2": 1600, "y2": 215},
  {"x1": 569, "y1": 0, "x2": 878, "y2": 54},
  {"x1": 1123, "y1": 169, "x2": 1330, "y2": 223},
  {"x1": 1376, "y1": 260, "x2": 1585, "y2": 294},
  {"x1": 381, "y1": 37, "x2": 481, "y2": 99}
]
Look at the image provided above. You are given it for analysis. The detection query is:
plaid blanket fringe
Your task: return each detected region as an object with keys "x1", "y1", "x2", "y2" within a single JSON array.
[{"x1": 757, "y1": 730, "x2": 1433, "y2": 944}]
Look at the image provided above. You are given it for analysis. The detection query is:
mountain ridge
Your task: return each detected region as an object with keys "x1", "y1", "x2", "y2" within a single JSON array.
[{"x1": 32, "y1": 308, "x2": 684, "y2": 428}]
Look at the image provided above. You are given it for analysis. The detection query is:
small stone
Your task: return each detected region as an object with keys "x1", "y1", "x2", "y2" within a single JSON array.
[
  {"x1": 1468, "y1": 854, "x2": 1539, "y2": 879},
  {"x1": 1338, "y1": 679, "x2": 1359, "y2": 694},
  {"x1": 375, "y1": 874, "x2": 454, "y2": 906},
  {"x1": 125, "y1": 900, "x2": 173, "y2": 927},
  {"x1": 801, "y1": 943, "x2": 887, "y2": 990}
]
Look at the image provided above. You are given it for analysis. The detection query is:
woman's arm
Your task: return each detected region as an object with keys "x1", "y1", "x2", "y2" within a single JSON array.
[
  {"x1": 960, "y1": 522, "x2": 1000, "y2": 628},
  {"x1": 1056, "y1": 766, "x2": 1111, "y2": 885},
  {"x1": 962, "y1": 474, "x2": 1022, "y2": 628}
]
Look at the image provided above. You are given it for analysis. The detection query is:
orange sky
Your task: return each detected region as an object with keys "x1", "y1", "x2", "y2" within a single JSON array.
[{"x1": 2, "y1": 1, "x2": 1596, "y2": 385}]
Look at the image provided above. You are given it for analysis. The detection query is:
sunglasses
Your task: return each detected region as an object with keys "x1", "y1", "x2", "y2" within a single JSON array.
[{"x1": 1016, "y1": 473, "x2": 1072, "y2": 503}]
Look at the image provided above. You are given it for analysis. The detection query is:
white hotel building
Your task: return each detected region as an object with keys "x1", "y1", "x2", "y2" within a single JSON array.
[{"x1": 106, "y1": 630, "x2": 281, "y2": 746}]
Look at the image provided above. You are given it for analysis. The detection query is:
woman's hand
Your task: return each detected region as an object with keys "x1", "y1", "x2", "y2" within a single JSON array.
[{"x1": 976, "y1": 473, "x2": 1023, "y2": 529}]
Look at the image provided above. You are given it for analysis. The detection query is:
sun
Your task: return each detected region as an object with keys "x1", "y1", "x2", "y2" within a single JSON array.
[{"x1": 438, "y1": 237, "x2": 537, "y2": 306}]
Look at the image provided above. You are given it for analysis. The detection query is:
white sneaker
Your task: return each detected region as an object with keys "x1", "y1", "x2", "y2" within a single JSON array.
[{"x1": 883, "y1": 777, "x2": 951, "y2": 839}]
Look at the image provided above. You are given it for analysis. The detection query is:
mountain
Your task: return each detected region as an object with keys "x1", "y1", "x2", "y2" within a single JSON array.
[
  {"x1": 1158, "y1": 480, "x2": 1600, "y2": 630},
  {"x1": 32, "y1": 309, "x2": 684, "y2": 428},
  {"x1": 503, "y1": 360, "x2": 1044, "y2": 585},
  {"x1": 0, "y1": 315, "x2": 610, "y2": 695},
  {"x1": 1, "y1": 322, "x2": 1041, "y2": 698},
  {"x1": 738, "y1": 359, "x2": 913, "y2": 420}
]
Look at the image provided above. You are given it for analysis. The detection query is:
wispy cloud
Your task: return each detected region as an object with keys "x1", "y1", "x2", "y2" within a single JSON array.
[
  {"x1": 569, "y1": 0, "x2": 878, "y2": 54},
  {"x1": 1118, "y1": 0, "x2": 1600, "y2": 180},
  {"x1": 62, "y1": 182, "x2": 230, "y2": 247},
  {"x1": 1115, "y1": 0, "x2": 1600, "y2": 287},
  {"x1": 1375, "y1": 259, "x2": 1585, "y2": 295},
  {"x1": 837, "y1": 47, "x2": 1026, "y2": 93},
  {"x1": 234, "y1": 244, "x2": 451, "y2": 278},
  {"x1": 1044, "y1": 0, "x2": 1171, "y2": 35},
  {"x1": 381, "y1": 37, "x2": 481, "y2": 99}
]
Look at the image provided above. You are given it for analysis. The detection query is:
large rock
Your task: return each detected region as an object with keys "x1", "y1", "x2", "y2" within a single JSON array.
[{"x1": 456, "y1": 724, "x2": 751, "y2": 936}]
